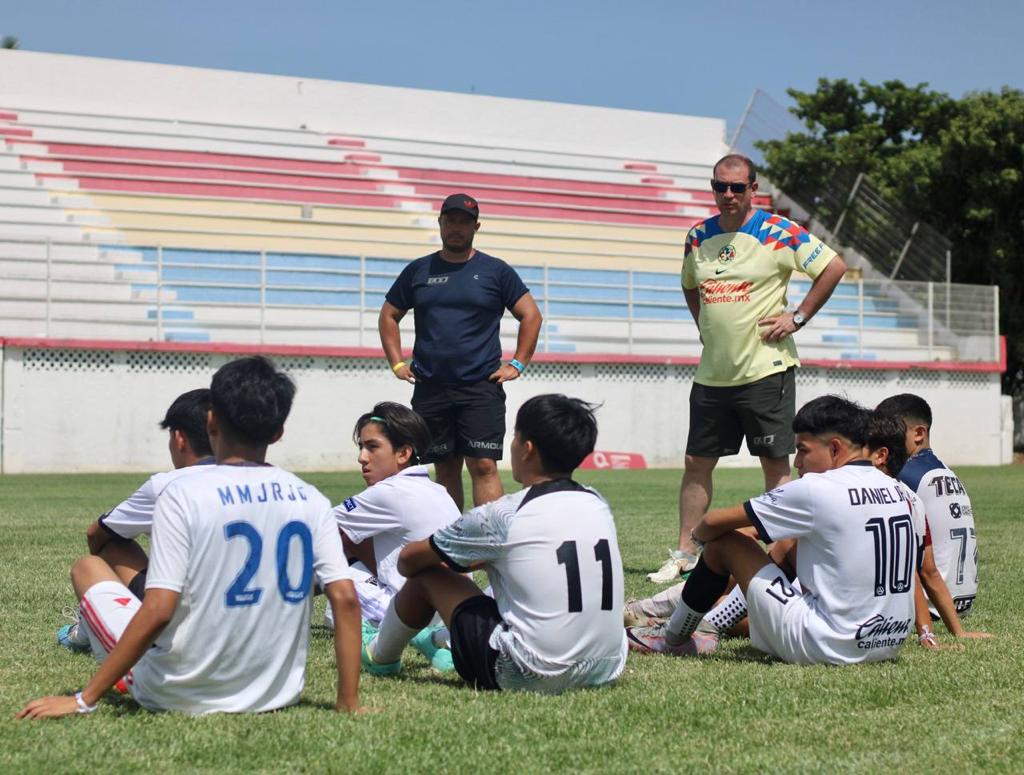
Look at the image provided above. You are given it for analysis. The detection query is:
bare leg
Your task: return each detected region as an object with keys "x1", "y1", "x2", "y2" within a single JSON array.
[
  {"x1": 677, "y1": 454, "x2": 718, "y2": 553},
  {"x1": 464, "y1": 457, "x2": 503, "y2": 507},
  {"x1": 433, "y1": 454, "x2": 467, "y2": 512},
  {"x1": 394, "y1": 566, "x2": 484, "y2": 630},
  {"x1": 97, "y1": 540, "x2": 148, "y2": 589},
  {"x1": 70, "y1": 555, "x2": 123, "y2": 599},
  {"x1": 759, "y1": 454, "x2": 792, "y2": 492},
  {"x1": 702, "y1": 532, "x2": 776, "y2": 596}
]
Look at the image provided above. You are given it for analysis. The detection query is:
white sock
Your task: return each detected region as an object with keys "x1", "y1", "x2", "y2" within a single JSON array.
[
  {"x1": 704, "y1": 586, "x2": 747, "y2": 634},
  {"x1": 369, "y1": 598, "x2": 419, "y2": 664},
  {"x1": 665, "y1": 600, "x2": 705, "y2": 646}
]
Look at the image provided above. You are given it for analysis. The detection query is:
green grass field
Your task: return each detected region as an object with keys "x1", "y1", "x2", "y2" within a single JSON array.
[{"x1": 1, "y1": 466, "x2": 1022, "y2": 773}]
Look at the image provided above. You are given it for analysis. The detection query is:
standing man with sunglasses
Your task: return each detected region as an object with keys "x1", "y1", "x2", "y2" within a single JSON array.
[
  {"x1": 380, "y1": 193, "x2": 542, "y2": 512},
  {"x1": 648, "y1": 154, "x2": 847, "y2": 583}
]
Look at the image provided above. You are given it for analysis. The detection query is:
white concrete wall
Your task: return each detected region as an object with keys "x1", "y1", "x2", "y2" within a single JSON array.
[
  {"x1": 0, "y1": 50, "x2": 725, "y2": 166},
  {"x1": 0, "y1": 342, "x2": 1009, "y2": 474}
]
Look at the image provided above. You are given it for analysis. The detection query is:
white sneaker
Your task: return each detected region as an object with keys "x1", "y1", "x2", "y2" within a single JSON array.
[
  {"x1": 623, "y1": 599, "x2": 664, "y2": 628},
  {"x1": 646, "y1": 550, "x2": 699, "y2": 584}
]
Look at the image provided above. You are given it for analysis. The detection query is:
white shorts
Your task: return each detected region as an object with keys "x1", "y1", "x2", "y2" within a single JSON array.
[
  {"x1": 324, "y1": 562, "x2": 395, "y2": 628},
  {"x1": 79, "y1": 579, "x2": 141, "y2": 662},
  {"x1": 746, "y1": 563, "x2": 825, "y2": 665}
]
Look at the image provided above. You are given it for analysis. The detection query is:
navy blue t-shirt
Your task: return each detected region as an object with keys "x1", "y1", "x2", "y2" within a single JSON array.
[{"x1": 385, "y1": 251, "x2": 529, "y2": 384}]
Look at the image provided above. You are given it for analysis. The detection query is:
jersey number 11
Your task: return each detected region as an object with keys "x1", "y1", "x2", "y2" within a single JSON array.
[{"x1": 556, "y1": 539, "x2": 613, "y2": 613}]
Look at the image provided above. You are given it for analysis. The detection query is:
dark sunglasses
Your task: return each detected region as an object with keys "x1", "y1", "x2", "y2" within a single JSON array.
[{"x1": 710, "y1": 179, "x2": 753, "y2": 194}]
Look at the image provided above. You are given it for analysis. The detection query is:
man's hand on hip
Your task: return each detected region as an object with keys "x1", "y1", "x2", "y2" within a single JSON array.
[
  {"x1": 757, "y1": 312, "x2": 799, "y2": 342},
  {"x1": 489, "y1": 364, "x2": 521, "y2": 383}
]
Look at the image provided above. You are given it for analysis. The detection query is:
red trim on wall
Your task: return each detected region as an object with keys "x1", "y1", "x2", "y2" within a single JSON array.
[{"x1": 0, "y1": 337, "x2": 1006, "y2": 373}]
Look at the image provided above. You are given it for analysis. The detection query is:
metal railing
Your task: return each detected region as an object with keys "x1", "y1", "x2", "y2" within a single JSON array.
[
  {"x1": 0, "y1": 236, "x2": 1001, "y2": 362},
  {"x1": 731, "y1": 89, "x2": 953, "y2": 284}
]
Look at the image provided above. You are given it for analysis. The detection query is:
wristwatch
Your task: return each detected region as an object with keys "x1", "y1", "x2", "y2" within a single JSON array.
[{"x1": 793, "y1": 311, "x2": 807, "y2": 328}]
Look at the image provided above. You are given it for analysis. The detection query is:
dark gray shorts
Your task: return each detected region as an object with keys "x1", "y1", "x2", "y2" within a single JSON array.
[
  {"x1": 686, "y1": 368, "x2": 796, "y2": 459},
  {"x1": 412, "y1": 380, "x2": 506, "y2": 462}
]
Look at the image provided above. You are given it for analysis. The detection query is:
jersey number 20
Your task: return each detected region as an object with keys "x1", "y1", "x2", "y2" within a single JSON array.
[
  {"x1": 556, "y1": 539, "x2": 613, "y2": 613},
  {"x1": 224, "y1": 520, "x2": 314, "y2": 608}
]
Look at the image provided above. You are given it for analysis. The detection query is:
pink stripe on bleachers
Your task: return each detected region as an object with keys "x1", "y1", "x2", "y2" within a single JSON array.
[
  {"x1": 327, "y1": 137, "x2": 365, "y2": 147},
  {"x1": 29, "y1": 142, "x2": 698, "y2": 198},
  {"x1": 37, "y1": 157, "x2": 715, "y2": 216},
  {"x1": 37, "y1": 173, "x2": 702, "y2": 227},
  {"x1": 624, "y1": 162, "x2": 658, "y2": 171},
  {"x1": 0, "y1": 111, "x2": 18, "y2": 121},
  {"x1": 0, "y1": 127, "x2": 32, "y2": 137}
]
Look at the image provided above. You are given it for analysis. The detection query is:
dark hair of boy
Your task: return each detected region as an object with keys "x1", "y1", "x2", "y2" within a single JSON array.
[
  {"x1": 875, "y1": 393, "x2": 933, "y2": 430},
  {"x1": 791, "y1": 395, "x2": 869, "y2": 447},
  {"x1": 159, "y1": 388, "x2": 213, "y2": 457},
  {"x1": 353, "y1": 402, "x2": 432, "y2": 464},
  {"x1": 514, "y1": 394, "x2": 599, "y2": 474},
  {"x1": 210, "y1": 356, "x2": 296, "y2": 446},
  {"x1": 866, "y1": 411, "x2": 910, "y2": 477}
]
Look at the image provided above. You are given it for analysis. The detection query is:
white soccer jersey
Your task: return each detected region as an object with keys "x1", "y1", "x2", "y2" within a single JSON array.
[
  {"x1": 745, "y1": 461, "x2": 920, "y2": 664},
  {"x1": 333, "y1": 465, "x2": 460, "y2": 594},
  {"x1": 431, "y1": 479, "x2": 627, "y2": 693},
  {"x1": 98, "y1": 458, "x2": 216, "y2": 540},
  {"x1": 899, "y1": 449, "x2": 978, "y2": 617},
  {"x1": 130, "y1": 464, "x2": 350, "y2": 715}
]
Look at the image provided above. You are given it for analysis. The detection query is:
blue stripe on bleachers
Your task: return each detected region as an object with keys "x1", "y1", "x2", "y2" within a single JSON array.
[{"x1": 146, "y1": 309, "x2": 194, "y2": 320}]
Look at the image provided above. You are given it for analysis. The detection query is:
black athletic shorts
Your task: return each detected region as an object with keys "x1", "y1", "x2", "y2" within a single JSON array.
[
  {"x1": 412, "y1": 380, "x2": 506, "y2": 462},
  {"x1": 127, "y1": 567, "x2": 148, "y2": 601},
  {"x1": 449, "y1": 594, "x2": 502, "y2": 691},
  {"x1": 686, "y1": 367, "x2": 796, "y2": 458}
]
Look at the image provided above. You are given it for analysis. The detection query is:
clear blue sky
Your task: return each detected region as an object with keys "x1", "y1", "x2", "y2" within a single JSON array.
[{"x1": 4, "y1": 0, "x2": 1021, "y2": 133}]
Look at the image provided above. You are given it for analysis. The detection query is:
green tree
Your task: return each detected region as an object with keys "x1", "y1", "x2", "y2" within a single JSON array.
[
  {"x1": 759, "y1": 79, "x2": 1024, "y2": 398},
  {"x1": 1, "y1": 36, "x2": 18, "y2": 49}
]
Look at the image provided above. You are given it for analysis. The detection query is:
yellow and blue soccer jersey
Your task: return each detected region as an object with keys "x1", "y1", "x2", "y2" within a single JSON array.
[{"x1": 681, "y1": 210, "x2": 837, "y2": 386}]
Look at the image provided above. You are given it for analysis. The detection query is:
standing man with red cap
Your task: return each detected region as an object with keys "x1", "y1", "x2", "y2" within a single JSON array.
[{"x1": 379, "y1": 193, "x2": 542, "y2": 511}]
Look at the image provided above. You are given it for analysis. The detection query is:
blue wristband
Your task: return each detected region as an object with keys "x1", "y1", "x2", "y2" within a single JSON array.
[{"x1": 510, "y1": 358, "x2": 526, "y2": 373}]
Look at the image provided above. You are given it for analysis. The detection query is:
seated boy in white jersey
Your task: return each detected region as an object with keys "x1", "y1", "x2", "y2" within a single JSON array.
[
  {"x1": 362, "y1": 394, "x2": 628, "y2": 693},
  {"x1": 876, "y1": 393, "x2": 979, "y2": 619},
  {"x1": 58, "y1": 388, "x2": 214, "y2": 652},
  {"x1": 19, "y1": 356, "x2": 365, "y2": 718},
  {"x1": 330, "y1": 401, "x2": 460, "y2": 670},
  {"x1": 628, "y1": 396, "x2": 919, "y2": 665},
  {"x1": 866, "y1": 412, "x2": 991, "y2": 648}
]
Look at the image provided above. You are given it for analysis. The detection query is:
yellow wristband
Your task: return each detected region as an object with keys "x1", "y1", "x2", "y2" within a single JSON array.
[{"x1": 391, "y1": 361, "x2": 406, "y2": 374}]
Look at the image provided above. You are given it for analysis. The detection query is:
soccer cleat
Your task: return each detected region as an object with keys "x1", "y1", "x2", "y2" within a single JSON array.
[
  {"x1": 361, "y1": 640, "x2": 402, "y2": 677},
  {"x1": 646, "y1": 550, "x2": 699, "y2": 584},
  {"x1": 57, "y1": 622, "x2": 91, "y2": 653},
  {"x1": 625, "y1": 623, "x2": 718, "y2": 657},
  {"x1": 410, "y1": 625, "x2": 455, "y2": 672}
]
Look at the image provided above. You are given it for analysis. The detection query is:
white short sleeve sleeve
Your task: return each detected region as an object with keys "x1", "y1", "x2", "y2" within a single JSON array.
[
  {"x1": 744, "y1": 477, "x2": 816, "y2": 543},
  {"x1": 98, "y1": 476, "x2": 159, "y2": 540},
  {"x1": 429, "y1": 498, "x2": 514, "y2": 571},
  {"x1": 145, "y1": 486, "x2": 192, "y2": 593},
  {"x1": 313, "y1": 506, "x2": 351, "y2": 586},
  {"x1": 332, "y1": 484, "x2": 404, "y2": 544}
]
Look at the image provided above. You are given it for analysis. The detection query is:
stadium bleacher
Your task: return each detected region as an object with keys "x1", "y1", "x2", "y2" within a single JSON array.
[{"x1": 0, "y1": 99, "x2": 981, "y2": 361}]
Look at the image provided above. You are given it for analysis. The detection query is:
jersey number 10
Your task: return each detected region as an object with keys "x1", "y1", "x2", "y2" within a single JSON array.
[
  {"x1": 556, "y1": 539, "x2": 613, "y2": 613},
  {"x1": 224, "y1": 520, "x2": 314, "y2": 608},
  {"x1": 864, "y1": 515, "x2": 915, "y2": 597}
]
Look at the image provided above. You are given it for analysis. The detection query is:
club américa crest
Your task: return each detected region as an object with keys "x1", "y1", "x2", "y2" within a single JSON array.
[{"x1": 718, "y1": 244, "x2": 736, "y2": 264}]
